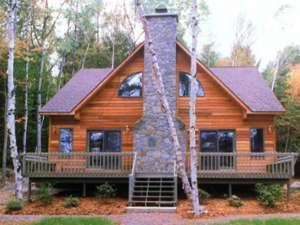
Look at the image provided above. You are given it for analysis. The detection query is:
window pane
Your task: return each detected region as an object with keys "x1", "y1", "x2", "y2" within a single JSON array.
[
  {"x1": 59, "y1": 128, "x2": 72, "y2": 153},
  {"x1": 179, "y1": 72, "x2": 204, "y2": 97},
  {"x1": 88, "y1": 131, "x2": 104, "y2": 152},
  {"x1": 218, "y1": 131, "x2": 234, "y2": 152},
  {"x1": 200, "y1": 131, "x2": 218, "y2": 152},
  {"x1": 250, "y1": 128, "x2": 264, "y2": 152},
  {"x1": 118, "y1": 72, "x2": 142, "y2": 97},
  {"x1": 104, "y1": 131, "x2": 121, "y2": 152}
]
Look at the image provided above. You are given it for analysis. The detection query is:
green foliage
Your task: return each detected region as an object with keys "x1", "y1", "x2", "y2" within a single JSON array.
[
  {"x1": 200, "y1": 43, "x2": 220, "y2": 67},
  {"x1": 5, "y1": 198, "x2": 23, "y2": 213},
  {"x1": 228, "y1": 195, "x2": 243, "y2": 208},
  {"x1": 96, "y1": 183, "x2": 116, "y2": 199},
  {"x1": 63, "y1": 195, "x2": 80, "y2": 208},
  {"x1": 255, "y1": 183, "x2": 283, "y2": 208},
  {"x1": 31, "y1": 217, "x2": 116, "y2": 225},
  {"x1": 198, "y1": 188, "x2": 210, "y2": 203},
  {"x1": 37, "y1": 183, "x2": 53, "y2": 206}
]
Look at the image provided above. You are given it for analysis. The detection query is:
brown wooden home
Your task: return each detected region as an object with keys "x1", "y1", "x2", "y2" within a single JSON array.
[{"x1": 23, "y1": 7, "x2": 297, "y2": 208}]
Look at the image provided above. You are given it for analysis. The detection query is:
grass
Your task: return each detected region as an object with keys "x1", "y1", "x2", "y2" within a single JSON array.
[
  {"x1": 31, "y1": 217, "x2": 116, "y2": 225},
  {"x1": 212, "y1": 218, "x2": 300, "y2": 225}
]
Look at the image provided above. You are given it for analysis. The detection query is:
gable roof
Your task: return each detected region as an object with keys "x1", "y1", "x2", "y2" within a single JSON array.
[
  {"x1": 40, "y1": 68, "x2": 112, "y2": 113},
  {"x1": 41, "y1": 42, "x2": 284, "y2": 115},
  {"x1": 210, "y1": 67, "x2": 285, "y2": 113}
]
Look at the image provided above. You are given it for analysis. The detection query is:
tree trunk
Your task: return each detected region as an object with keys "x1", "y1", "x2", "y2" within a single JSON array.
[
  {"x1": 135, "y1": 0, "x2": 193, "y2": 199},
  {"x1": 271, "y1": 60, "x2": 279, "y2": 91},
  {"x1": 23, "y1": 0, "x2": 32, "y2": 154},
  {"x1": 189, "y1": 0, "x2": 201, "y2": 215},
  {"x1": 56, "y1": 55, "x2": 66, "y2": 91},
  {"x1": 7, "y1": 0, "x2": 23, "y2": 199},
  {"x1": 2, "y1": 82, "x2": 8, "y2": 184},
  {"x1": 36, "y1": 47, "x2": 45, "y2": 153},
  {"x1": 111, "y1": 39, "x2": 115, "y2": 69},
  {"x1": 81, "y1": 42, "x2": 90, "y2": 69}
]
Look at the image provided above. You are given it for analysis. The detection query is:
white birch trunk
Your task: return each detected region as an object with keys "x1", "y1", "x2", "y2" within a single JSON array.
[
  {"x1": 189, "y1": 0, "x2": 201, "y2": 216},
  {"x1": 2, "y1": 87, "x2": 8, "y2": 184},
  {"x1": 271, "y1": 60, "x2": 279, "y2": 91},
  {"x1": 7, "y1": 0, "x2": 23, "y2": 199},
  {"x1": 36, "y1": 47, "x2": 45, "y2": 153},
  {"x1": 135, "y1": 0, "x2": 193, "y2": 199},
  {"x1": 23, "y1": 0, "x2": 32, "y2": 154},
  {"x1": 111, "y1": 39, "x2": 115, "y2": 69}
]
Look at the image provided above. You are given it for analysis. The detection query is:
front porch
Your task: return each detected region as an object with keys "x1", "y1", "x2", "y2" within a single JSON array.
[{"x1": 22, "y1": 151, "x2": 297, "y2": 179}]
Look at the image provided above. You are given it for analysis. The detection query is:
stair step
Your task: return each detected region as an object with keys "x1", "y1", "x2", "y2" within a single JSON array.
[{"x1": 133, "y1": 190, "x2": 174, "y2": 194}]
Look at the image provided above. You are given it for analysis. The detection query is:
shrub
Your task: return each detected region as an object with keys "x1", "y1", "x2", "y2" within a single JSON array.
[
  {"x1": 5, "y1": 198, "x2": 22, "y2": 213},
  {"x1": 63, "y1": 195, "x2": 80, "y2": 208},
  {"x1": 37, "y1": 183, "x2": 53, "y2": 206},
  {"x1": 96, "y1": 183, "x2": 116, "y2": 199},
  {"x1": 228, "y1": 195, "x2": 243, "y2": 208},
  {"x1": 199, "y1": 188, "x2": 210, "y2": 204},
  {"x1": 255, "y1": 183, "x2": 283, "y2": 208}
]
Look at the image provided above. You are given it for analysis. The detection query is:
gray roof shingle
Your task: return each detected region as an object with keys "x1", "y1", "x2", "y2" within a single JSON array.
[
  {"x1": 40, "y1": 68, "x2": 112, "y2": 113},
  {"x1": 210, "y1": 67, "x2": 285, "y2": 112},
  {"x1": 41, "y1": 66, "x2": 284, "y2": 114}
]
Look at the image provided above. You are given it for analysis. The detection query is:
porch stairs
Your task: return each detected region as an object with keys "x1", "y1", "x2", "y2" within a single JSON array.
[{"x1": 129, "y1": 175, "x2": 177, "y2": 208}]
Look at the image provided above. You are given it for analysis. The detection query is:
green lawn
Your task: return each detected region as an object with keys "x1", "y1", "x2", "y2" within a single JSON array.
[
  {"x1": 31, "y1": 217, "x2": 116, "y2": 225},
  {"x1": 213, "y1": 218, "x2": 300, "y2": 225}
]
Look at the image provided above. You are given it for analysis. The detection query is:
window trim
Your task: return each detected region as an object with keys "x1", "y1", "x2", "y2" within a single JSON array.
[
  {"x1": 118, "y1": 72, "x2": 143, "y2": 98},
  {"x1": 86, "y1": 129, "x2": 122, "y2": 152},
  {"x1": 59, "y1": 128, "x2": 73, "y2": 153},
  {"x1": 249, "y1": 128, "x2": 265, "y2": 154},
  {"x1": 199, "y1": 129, "x2": 236, "y2": 153},
  {"x1": 178, "y1": 71, "x2": 205, "y2": 97}
]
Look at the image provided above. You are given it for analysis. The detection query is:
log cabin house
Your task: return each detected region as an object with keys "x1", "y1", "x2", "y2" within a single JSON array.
[{"x1": 23, "y1": 7, "x2": 297, "y2": 208}]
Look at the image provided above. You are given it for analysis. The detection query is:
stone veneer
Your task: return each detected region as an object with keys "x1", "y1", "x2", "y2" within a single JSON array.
[{"x1": 133, "y1": 11, "x2": 186, "y2": 174}]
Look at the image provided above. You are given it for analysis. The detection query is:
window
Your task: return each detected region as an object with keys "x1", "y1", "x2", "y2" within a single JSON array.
[
  {"x1": 118, "y1": 72, "x2": 142, "y2": 97},
  {"x1": 179, "y1": 72, "x2": 204, "y2": 97},
  {"x1": 59, "y1": 128, "x2": 73, "y2": 153},
  {"x1": 200, "y1": 130, "x2": 235, "y2": 152},
  {"x1": 88, "y1": 130, "x2": 121, "y2": 152},
  {"x1": 250, "y1": 128, "x2": 264, "y2": 152}
]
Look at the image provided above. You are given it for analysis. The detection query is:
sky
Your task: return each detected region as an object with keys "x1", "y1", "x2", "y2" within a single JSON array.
[{"x1": 49, "y1": 0, "x2": 300, "y2": 71}]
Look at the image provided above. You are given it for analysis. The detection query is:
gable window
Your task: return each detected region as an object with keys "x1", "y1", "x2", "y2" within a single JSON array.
[
  {"x1": 88, "y1": 130, "x2": 121, "y2": 152},
  {"x1": 118, "y1": 72, "x2": 142, "y2": 97},
  {"x1": 250, "y1": 128, "x2": 264, "y2": 153},
  {"x1": 179, "y1": 72, "x2": 204, "y2": 97},
  {"x1": 59, "y1": 128, "x2": 73, "y2": 153}
]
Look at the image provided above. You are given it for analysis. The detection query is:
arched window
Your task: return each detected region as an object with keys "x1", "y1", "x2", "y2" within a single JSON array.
[
  {"x1": 179, "y1": 72, "x2": 204, "y2": 97},
  {"x1": 118, "y1": 72, "x2": 143, "y2": 97}
]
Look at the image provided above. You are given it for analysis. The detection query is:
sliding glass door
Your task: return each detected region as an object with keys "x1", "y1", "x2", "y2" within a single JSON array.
[
  {"x1": 87, "y1": 130, "x2": 121, "y2": 169},
  {"x1": 200, "y1": 130, "x2": 235, "y2": 170}
]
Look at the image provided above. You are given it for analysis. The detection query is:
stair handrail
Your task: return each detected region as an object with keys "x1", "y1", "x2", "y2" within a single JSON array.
[{"x1": 130, "y1": 152, "x2": 137, "y2": 177}]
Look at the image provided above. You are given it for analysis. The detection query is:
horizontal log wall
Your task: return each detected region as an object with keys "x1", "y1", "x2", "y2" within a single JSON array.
[{"x1": 48, "y1": 46, "x2": 276, "y2": 160}]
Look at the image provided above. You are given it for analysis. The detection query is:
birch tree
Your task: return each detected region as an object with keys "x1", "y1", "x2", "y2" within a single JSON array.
[
  {"x1": 23, "y1": 0, "x2": 32, "y2": 154},
  {"x1": 189, "y1": 0, "x2": 201, "y2": 215},
  {"x1": 7, "y1": 0, "x2": 23, "y2": 199}
]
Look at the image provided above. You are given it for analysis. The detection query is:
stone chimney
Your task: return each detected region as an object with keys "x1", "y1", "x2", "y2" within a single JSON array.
[{"x1": 134, "y1": 6, "x2": 185, "y2": 174}]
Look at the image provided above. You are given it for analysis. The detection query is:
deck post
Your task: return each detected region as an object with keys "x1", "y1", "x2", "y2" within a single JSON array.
[
  {"x1": 82, "y1": 182, "x2": 86, "y2": 197},
  {"x1": 286, "y1": 181, "x2": 290, "y2": 201},
  {"x1": 228, "y1": 183, "x2": 232, "y2": 197},
  {"x1": 28, "y1": 178, "x2": 32, "y2": 202}
]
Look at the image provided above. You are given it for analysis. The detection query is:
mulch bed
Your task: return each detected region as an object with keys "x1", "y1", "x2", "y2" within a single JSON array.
[
  {"x1": 0, "y1": 197, "x2": 127, "y2": 215},
  {"x1": 1, "y1": 191, "x2": 300, "y2": 219},
  {"x1": 177, "y1": 191, "x2": 300, "y2": 219}
]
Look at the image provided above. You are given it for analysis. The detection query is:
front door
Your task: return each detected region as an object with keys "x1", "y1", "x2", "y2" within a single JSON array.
[
  {"x1": 200, "y1": 130, "x2": 235, "y2": 170},
  {"x1": 87, "y1": 130, "x2": 121, "y2": 169}
]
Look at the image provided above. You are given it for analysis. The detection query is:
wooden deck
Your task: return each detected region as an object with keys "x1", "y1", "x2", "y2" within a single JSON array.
[{"x1": 22, "y1": 152, "x2": 298, "y2": 180}]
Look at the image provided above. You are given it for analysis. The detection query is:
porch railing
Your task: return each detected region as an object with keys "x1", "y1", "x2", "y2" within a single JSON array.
[
  {"x1": 22, "y1": 152, "x2": 136, "y2": 178},
  {"x1": 185, "y1": 152, "x2": 298, "y2": 179}
]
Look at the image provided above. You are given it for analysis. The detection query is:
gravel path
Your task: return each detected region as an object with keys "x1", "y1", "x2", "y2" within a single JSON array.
[{"x1": 1, "y1": 213, "x2": 300, "y2": 225}]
